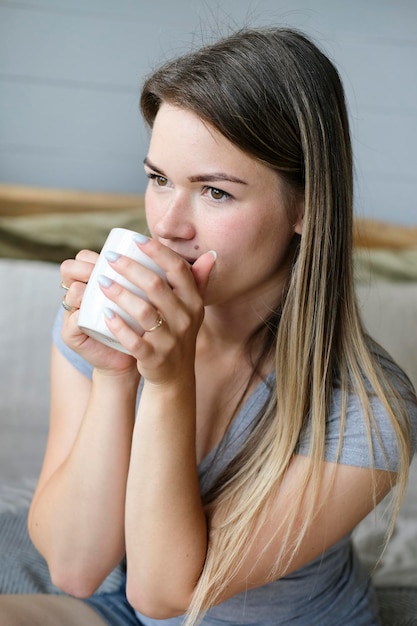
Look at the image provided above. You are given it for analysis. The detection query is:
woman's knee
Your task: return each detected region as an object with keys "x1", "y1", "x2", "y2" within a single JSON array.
[{"x1": 0, "y1": 594, "x2": 107, "y2": 626}]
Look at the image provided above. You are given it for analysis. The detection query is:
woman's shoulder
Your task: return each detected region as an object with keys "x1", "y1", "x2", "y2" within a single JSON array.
[
  {"x1": 366, "y1": 337, "x2": 417, "y2": 457},
  {"x1": 298, "y1": 338, "x2": 417, "y2": 471},
  {"x1": 343, "y1": 340, "x2": 415, "y2": 468}
]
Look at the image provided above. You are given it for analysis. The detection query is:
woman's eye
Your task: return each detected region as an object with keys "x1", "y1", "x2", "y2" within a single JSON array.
[
  {"x1": 155, "y1": 175, "x2": 168, "y2": 187},
  {"x1": 207, "y1": 187, "x2": 230, "y2": 201},
  {"x1": 147, "y1": 172, "x2": 169, "y2": 187}
]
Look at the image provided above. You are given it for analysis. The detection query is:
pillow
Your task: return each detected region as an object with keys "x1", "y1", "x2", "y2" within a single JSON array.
[
  {"x1": 356, "y1": 281, "x2": 417, "y2": 391},
  {"x1": 0, "y1": 259, "x2": 61, "y2": 485},
  {"x1": 354, "y1": 282, "x2": 417, "y2": 589}
]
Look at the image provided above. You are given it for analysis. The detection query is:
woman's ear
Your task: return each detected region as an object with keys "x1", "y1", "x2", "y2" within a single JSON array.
[
  {"x1": 293, "y1": 201, "x2": 304, "y2": 235},
  {"x1": 294, "y1": 216, "x2": 303, "y2": 235}
]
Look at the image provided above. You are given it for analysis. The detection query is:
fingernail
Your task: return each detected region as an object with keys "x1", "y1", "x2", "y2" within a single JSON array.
[
  {"x1": 208, "y1": 250, "x2": 217, "y2": 261},
  {"x1": 98, "y1": 275, "x2": 113, "y2": 288},
  {"x1": 103, "y1": 307, "x2": 115, "y2": 319},
  {"x1": 132, "y1": 233, "x2": 149, "y2": 245},
  {"x1": 105, "y1": 251, "x2": 121, "y2": 262}
]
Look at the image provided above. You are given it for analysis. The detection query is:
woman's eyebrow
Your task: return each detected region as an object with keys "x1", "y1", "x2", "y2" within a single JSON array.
[
  {"x1": 144, "y1": 157, "x2": 247, "y2": 185},
  {"x1": 143, "y1": 157, "x2": 166, "y2": 176},
  {"x1": 188, "y1": 172, "x2": 247, "y2": 185}
]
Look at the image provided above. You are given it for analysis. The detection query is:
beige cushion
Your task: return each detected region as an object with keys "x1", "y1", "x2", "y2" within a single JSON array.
[
  {"x1": 355, "y1": 281, "x2": 417, "y2": 587},
  {"x1": 357, "y1": 282, "x2": 417, "y2": 391}
]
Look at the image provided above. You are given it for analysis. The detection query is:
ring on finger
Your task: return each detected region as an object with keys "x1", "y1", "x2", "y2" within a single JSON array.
[
  {"x1": 60, "y1": 281, "x2": 70, "y2": 291},
  {"x1": 61, "y1": 295, "x2": 79, "y2": 314},
  {"x1": 145, "y1": 313, "x2": 164, "y2": 333}
]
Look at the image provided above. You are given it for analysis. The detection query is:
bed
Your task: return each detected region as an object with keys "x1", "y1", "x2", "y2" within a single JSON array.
[{"x1": 1, "y1": 183, "x2": 416, "y2": 623}]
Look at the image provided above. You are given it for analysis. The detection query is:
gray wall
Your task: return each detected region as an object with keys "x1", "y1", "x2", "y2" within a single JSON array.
[{"x1": 1, "y1": 0, "x2": 416, "y2": 224}]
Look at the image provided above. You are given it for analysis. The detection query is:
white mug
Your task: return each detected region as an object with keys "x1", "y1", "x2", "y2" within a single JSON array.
[{"x1": 78, "y1": 228, "x2": 165, "y2": 354}]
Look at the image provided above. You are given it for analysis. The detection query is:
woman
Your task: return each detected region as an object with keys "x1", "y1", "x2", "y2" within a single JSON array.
[{"x1": 2, "y1": 27, "x2": 416, "y2": 626}]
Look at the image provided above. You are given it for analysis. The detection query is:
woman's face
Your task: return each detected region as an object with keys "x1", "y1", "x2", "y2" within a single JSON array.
[{"x1": 144, "y1": 103, "x2": 303, "y2": 310}]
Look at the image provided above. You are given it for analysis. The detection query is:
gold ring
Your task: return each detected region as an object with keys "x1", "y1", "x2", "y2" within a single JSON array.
[
  {"x1": 145, "y1": 314, "x2": 164, "y2": 333},
  {"x1": 62, "y1": 295, "x2": 79, "y2": 314},
  {"x1": 60, "y1": 281, "x2": 70, "y2": 291}
]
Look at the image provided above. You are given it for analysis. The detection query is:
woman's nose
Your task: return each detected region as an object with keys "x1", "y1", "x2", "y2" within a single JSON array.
[{"x1": 152, "y1": 195, "x2": 196, "y2": 241}]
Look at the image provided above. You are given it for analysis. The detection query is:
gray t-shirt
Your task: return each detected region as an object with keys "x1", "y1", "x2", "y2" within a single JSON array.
[{"x1": 53, "y1": 309, "x2": 417, "y2": 625}]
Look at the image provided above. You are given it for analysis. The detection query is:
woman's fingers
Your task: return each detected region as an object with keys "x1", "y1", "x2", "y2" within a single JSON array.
[
  {"x1": 101, "y1": 307, "x2": 169, "y2": 364},
  {"x1": 75, "y1": 249, "x2": 100, "y2": 263},
  {"x1": 62, "y1": 240, "x2": 216, "y2": 370},
  {"x1": 104, "y1": 240, "x2": 216, "y2": 309},
  {"x1": 191, "y1": 250, "x2": 217, "y2": 296},
  {"x1": 98, "y1": 246, "x2": 203, "y2": 368},
  {"x1": 130, "y1": 238, "x2": 206, "y2": 294},
  {"x1": 99, "y1": 277, "x2": 166, "y2": 335},
  {"x1": 61, "y1": 280, "x2": 86, "y2": 312},
  {"x1": 102, "y1": 256, "x2": 201, "y2": 349},
  {"x1": 60, "y1": 250, "x2": 100, "y2": 317},
  {"x1": 60, "y1": 250, "x2": 100, "y2": 288}
]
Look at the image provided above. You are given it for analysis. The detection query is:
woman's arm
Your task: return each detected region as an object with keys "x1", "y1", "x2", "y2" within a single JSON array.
[
  {"x1": 125, "y1": 378, "x2": 207, "y2": 619},
  {"x1": 28, "y1": 345, "x2": 139, "y2": 597},
  {"x1": 88, "y1": 239, "x2": 215, "y2": 617},
  {"x1": 29, "y1": 249, "x2": 141, "y2": 596}
]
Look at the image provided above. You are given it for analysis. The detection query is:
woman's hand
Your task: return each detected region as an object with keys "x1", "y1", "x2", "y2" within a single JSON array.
[
  {"x1": 60, "y1": 249, "x2": 137, "y2": 374},
  {"x1": 97, "y1": 238, "x2": 216, "y2": 385}
]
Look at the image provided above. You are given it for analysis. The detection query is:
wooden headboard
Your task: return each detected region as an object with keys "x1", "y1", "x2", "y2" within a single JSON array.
[
  {"x1": 353, "y1": 217, "x2": 417, "y2": 250},
  {"x1": 0, "y1": 183, "x2": 145, "y2": 216}
]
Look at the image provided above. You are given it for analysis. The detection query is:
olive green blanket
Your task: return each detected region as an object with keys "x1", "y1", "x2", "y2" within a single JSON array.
[
  {"x1": 1, "y1": 209, "x2": 417, "y2": 283},
  {"x1": 0, "y1": 209, "x2": 148, "y2": 264}
]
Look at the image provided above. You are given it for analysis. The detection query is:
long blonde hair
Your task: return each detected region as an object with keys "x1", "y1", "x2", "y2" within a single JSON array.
[{"x1": 140, "y1": 27, "x2": 414, "y2": 624}]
